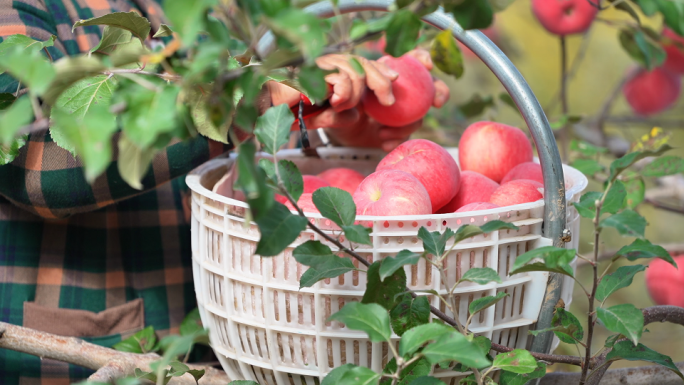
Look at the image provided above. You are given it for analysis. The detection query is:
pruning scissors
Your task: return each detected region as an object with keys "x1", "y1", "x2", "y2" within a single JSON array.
[{"x1": 288, "y1": 84, "x2": 334, "y2": 157}]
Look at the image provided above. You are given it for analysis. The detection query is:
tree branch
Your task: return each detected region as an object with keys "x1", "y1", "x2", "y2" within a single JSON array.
[
  {"x1": 0, "y1": 321, "x2": 229, "y2": 384},
  {"x1": 540, "y1": 360, "x2": 684, "y2": 385}
]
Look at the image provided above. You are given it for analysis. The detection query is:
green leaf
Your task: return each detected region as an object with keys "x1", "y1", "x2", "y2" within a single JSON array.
[
  {"x1": 492, "y1": 349, "x2": 537, "y2": 374},
  {"x1": 113, "y1": 326, "x2": 157, "y2": 353},
  {"x1": 328, "y1": 302, "x2": 392, "y2": 342},
  {"x1": 322, "y1": 364, "x2": 355, "y2": 385},
  {"x1": 73, "y1": 11, "x2": 151, "y2": 44},
  {"x1": 597, "y1": 304, "x2": 644, "y2": 346},
  {"x1": 407, "y1": 376, "x2": 446, "y2": 385},
  {"x1": 418, "y1": 227, "x2": 455, "y2": 257},
  {"x1": 255, "y1": 202, "x2": 308, "y2": 256},
  {"x1": 117, "y1": 134, "x2": 156, "y2": 190},
  {"x1": 509, "y1": 246, "x2": 575, "y2": 277},
  {"x1": 254, "y1": 104, "x2": 294, "y2": 155},
  {"x1": 0, "y1": 95, "x2": 32, "y2": 145},
  {"x1": 339, "y1": 365, "x2": 382, "y2": 385},
  {"x1": 399, "y1": 323, "x2": 454, "y2": 357},
  {"x1": 180, "y1": 308, "x2": 203, "y2": 336},
  {"x1": 641, "y1": 156, "x2": 684, "y2": 177},
  {"x1": 600, "y1": 209, "x2": 647, "y2": 238},
  {"x1": 469, "y1": 291, "x2": 508, "y2": 315},
  {"x1": 42, "y1": 56, "x2": 108, "y2": 105},
  {"x1": 342, "y1": 224, "x2": 372, "y2": 245},
  {"x1": 480, "y1": 220, "x2": 520, "y2": 233},
  {"x1": 430, "y1": 29, "x2": 463, "y2": 79},
  {"x1": 91, "y1": 26, "x2": 133, "y2": 55},
  {"x1": 164, "y1": 0, "x2": 217, "y2": 46},
  {"x1": 498, "y1": 92, "x2": 518, "y2": 112},
  {"x1": 614, "y1": 0, "x2": 642, "y2": 24},
  {"x1": 384, "y1": 9, "x2": 422, "y2": 57},
  {"x1": 0, "y1": 135, "x2": 27, "y2": 166},
  {"x1": 0, "y1": 93, "x2": 15, "y2": 111},
  {"x1": 422, "y1": 331, "x2": 491, "y2": 368},
  {"x1": 624, "y1": 177, "x2": 646, "y2": 209},
  {"x1": 380, "y1": 250, "x2": 421, "y2": 282},
  {"x1": 603, "y1": 180, "x2": 628, "y2": 214},
  {"x1": 619, "y1": 28, "x2": 666, "y2": 70},
  {"x1": 571, "y1": 158, "x2": 604, "y2": 177},
  {"x1": 456, "y1": 94, "x2": 494, "y2": 118},
  {"x1": 532, "y1": 308, "x2": 584, "y2": 344},
  {"x1": 259, "y1": 159, "x2": 304, "y2": 203},
  {"x1": 153, "y1": 24, "x2": 174, "y2": 38},
  {"x1": 266, "y1": 8, "x2": 328, "y2": 63},
  {"x1": 118, "y1": 85, "x2": 181, "y2": 149},
  {"x1": 0, "y1": 34, "x2": 55, "y2": 56},
  {"x1": 312, "y1": 187, "x2": 356, "y2": 228},
  {"x1": 606, "y1": 341, "x2": 684, "y2": 379},
  {"x1": 570, "y1": 140, "x2": 608, "y2": 157},
  {"x1": 236, "y1": 141, "x2": 274, "y2": 220},
  {"x1": 168, "y1": 360, "x2": 190, "y2": 377},
  {"x1": 444, "y1": 0, "x2": 494, "y2": 30},
  {"x1": 609, "y1": 145, "x2": 672, "y2": 181},
  {"x1": 187, "y1": 88, "x2": 231, "y2": 144},
  {"x1": 573, "y1": 192, "x2": 602, "y2": 219},
  {"x1": 657, "y1": 0, "x2": 684, "y2": 36},
  {"x1": 298, "y1": 65, "x2": 328, "y2": 104},
  {"x1": 460, "y1": 267, "x2": 502, "y2": 285},
  {"x1": 294, "y1": 241, "x2": 355, "y2": 288},
  {"x1": 498, "y1": 361, "x2": 547, "y2": 385},
  {"x1": 363, "y1": 261, "x2": 407, "y2": 310},
  {"x1": 50, "y1": 104, "x2": 118, "y2": 183},
  {"x1": 614, "y1": 239, "x2": 677, "y2": 267},
  {"x1": 0, "y1": 46, "x2": 55, "y2": 95},
  {"x1": 390, "y1": 294, "x2": 430, "y2": 336},
  {"x1": 596, "y1": 265, "x2": 646, "y2": 302},
  {"x1": 293, "y1": 241, "x2": 336, "y2": 267}
]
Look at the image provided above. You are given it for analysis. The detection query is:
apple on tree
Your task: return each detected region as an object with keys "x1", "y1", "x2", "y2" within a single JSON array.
[
  {"x1": 531, "y1": 0, "x2": 598, "y2": 36},
  {"x1": 623, "y1": 66, "x2": 681, "y2": 116},
  {"x1": 662, "y1": 28, "x2": 684, "y2": 75},
  {"x1": 353, "y1": 169, "x2": 432, "y2": 216},
  {"x1": 645, "y1": 255, "x2": 684, "y2": 308}
]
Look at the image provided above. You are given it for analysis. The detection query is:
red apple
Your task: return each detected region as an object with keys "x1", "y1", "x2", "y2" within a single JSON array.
[
  {"x1": 458, "y1": 121, "x2": 533, "y2": 183},
  {"x1": 284, "y1": 193, "x2": 319, "y2": 213},
  {"x1": 376, "y1": 139, "x2": 460, "y2": 212},
  {"x1": 456, "y1": 202, "x2": 500, "y2": 212},
  {"x1": 489, "y1": 179, "x2": 544, "y2": 207},
  {"x1": 353, "y1": 170, "x2": 432, "y2": 216},
  {"x1": 438, "y1": 171, "x2": 499, "y2": 213},
  {"x1": 362, "y1": 55, "x2": 436, "y2": 127},
  {"x1": 645, "y1": 255, "x2": 684, "y2": 307},
  {"x1": 623, "y1": 67, "x2": 681, "y2": 116},
  {"x1": 663, "y1": 28, "x2": 684, "y2": 75},
  {"x1": 531, "y1": 0, "x2": 598, "y2": 36},
  {"x1": 501, "y1": 162, "x2": 544, "y2": 185},
  {"x1": 275, "y1": 175, "x2": 330, "y2": 204},
  {"x1": 317, "y1": 168, "x2": 366, "y2": 195}
]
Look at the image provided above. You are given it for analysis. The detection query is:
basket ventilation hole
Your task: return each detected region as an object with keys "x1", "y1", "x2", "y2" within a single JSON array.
[
  {"x1": 442, "y1": 220, "x2": 447, "y2": 226},
  {"x1": 340, "y1": 236, "x2": 345, "y2": 242},
  {"x1": 412, "y1": 237, "x2": 418, "y2": 244},
  {"x1": 412, "y1": 221, "x2": 418, "y2": 228},
  {"x1": 457, "y1": 219, "x2": 462, "y2": 225},
  {"x1": 325, "y1": 220, "x2": 331, "y2": 226},
  {"x1": 427, "y1": 221, "x2": 432, "y2": 227},
  {"x1": 398, "y1": 222, "x2": 404, "y2": 228},
  {"x1": 470, "y1": 217, "x2": 475, "y2": 223},
  {"x1": 397, "y1": 237, "x2": 404, "y2": 245},
  {"x1": 383, "y1": 238, "x2": 390, "y2": 245},
  {"x1": 383, "y1": 221, "x2": 390, "y2": 228}
]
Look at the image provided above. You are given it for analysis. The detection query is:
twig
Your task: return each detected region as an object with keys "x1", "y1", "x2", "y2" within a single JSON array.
[
  {"x1": 546, "y1": 27, "x2": 594, "y2": 112},
  {"x1": 105, "y1": 68, "x2": 181, "y2": 81},
  {"x1": 541, "y1": 360, "x2": 684, "y2": 385},
  {"x1": 645, "y1": 198, "x2": 684, "y2": 215},
  {"x1": 559, "y1": 35, "x2": 569, "y2": 162},
  {"x1": 43, "y1": 47, "x2": 53, "y2": 62}
]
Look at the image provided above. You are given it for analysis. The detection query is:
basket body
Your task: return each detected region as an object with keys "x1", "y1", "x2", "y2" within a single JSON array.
[{"x1": 186, "y1": 147, "x2": 587, "y2": 385}]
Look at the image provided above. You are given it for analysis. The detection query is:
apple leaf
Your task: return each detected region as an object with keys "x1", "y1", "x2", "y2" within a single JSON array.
[
  {"x1": 613, "y1": 239, "x2": 676, "y2": 267},
  {"x1": 362, "y1": 261, "x2": 407, "y2": 310},
  {"x1": 444, "y1": 0, "x2": 494, "y2": 30},
  {"x1": 492, "y1": 349, "x2": 537, "y2": 374},
  {"x1": 509, "y1": 246, "x2": 575, "y2": 277},
  {"x1": 641, "y1": 156, "x2": 684, "y2": 177},
  {"x1": 571, "y1": 158, "x2": 604, "y2": 177},
  {"x1": 606, "y1": 341, "x2": 684, "y2": 380},
  {"x1": 235, "y1": 141, "x2": 275, "y2": 221},
  {"x1": 399, "y1": 323, "x2": 454, "y2": 357},
  {"x1": 341, "y1": 224, "x2": 372, "y2": 246},
  {"x1": 380, "y1": 250, "x2": 421, "y2": 282},
  {"x1": 600, "y1": 209, "x2": 647, "y2": 238},
  {"x1": 430, "y1": 29, "x2": 464, "y2": 79},
  {"x1": 153, "y1": 24, "x2": 174, "y2": 38},
  {"x1": 619, "y1": 27, "x2": 666, "y2": 70},
  {"x1": 0, "y1": 135, "x2": 27, "y2": 166},
  {"x1": 384, "y1": 9, "x2": 422, "y2": 57},
  {"x1": 255, "y1": 203, "x2": 308, "y2": 257},
  {"x1": 0, "y1": 94, "x2": 32, "y2": 145},
  {"x1": 312, "y1": 187, "x2": 357, "y2": 228},
  {"x1": 390, "y1": 294, "x2": 430, "y2": 336},
  {"x1": 459, "y1": 267, "x2": 502, "y2": 285},
  {"x1": 469, "y1": 291, "x2": 508, "y2": 315},
  {"x1": 624, "y1": 177, "x2": 646, "y2": 209},
  {"x1": 73, "y1": 11, "x2": 151, "y2": 44},
  {"x1": 418, "y1": 227, "x2": 455, "y2": 257},
  {"x1": 498, "y1": 362, "x2": 547, "y2": 385},
  {"x1": 254, "y1": 104, "x2": 294, "y2": 155},
  {"x1": 597, "y1": 304, "x2": 644, "y2": 346},
  {"x1": 259, "y1": 159, "x2": 304, "y2": 203},
  {"x1": 609, "y1": 145, "x2": 672, "y2": 181},
  {"x1": 596, "y1": 265, "x2": 646, "y2": 302},
  {"x1": 0, "y1": 46, "x2": 55, "y2": 95},
  {"x1": 116, "y1": 134, "x2": 156, "y2": 190},
  {"x1": 328, "y1": 302, "x2": 392, "y2": 342},
  {"x1": 421, "y1": 331, "x2": 491, "y2": 368}
]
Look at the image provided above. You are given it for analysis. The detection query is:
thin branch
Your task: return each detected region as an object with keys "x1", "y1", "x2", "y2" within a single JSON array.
[
  {"x1": 645, "y1": 198, "x2": 684, "y2": 215},
  {"x1": 559, "y1": 35, "x2": 569, "y2": 162},
  {"x1": 577, "y1": 242, "x2": 684, "y2": 267},
  {"x1": 593, "y1": 73, "x2": 632, "y2": 146},
  {"x1": 105, "y1": 68, "x2": 181, "y2": 81},
  {"x1": 545, "y1": 27, "x2": 594, "y2": 112}
]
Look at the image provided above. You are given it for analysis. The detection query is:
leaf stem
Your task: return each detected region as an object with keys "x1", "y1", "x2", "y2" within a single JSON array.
[{"x1": 29, "y1": 93, "x2": 43, "y2": 120}]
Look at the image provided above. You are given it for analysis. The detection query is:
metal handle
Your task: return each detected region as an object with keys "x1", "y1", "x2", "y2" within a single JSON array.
[{"x1": 256, "y1": 0, "x2": 567, "y2": 355}]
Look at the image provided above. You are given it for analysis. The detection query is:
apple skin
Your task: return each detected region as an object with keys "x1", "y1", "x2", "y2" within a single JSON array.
[
  {"x1": 317, "y1": 168, "x2": 366, "y2": 195},
  {"x1": 376, "y1": 139, "x2": 460, "y2": 212},
  {"x1": 437, "y1": 171, "x2": 499, "y2": 214},
  {"x1": 501, "y1": 162, "x2": 544, "y2": 185},
  {"x1": 531, "y1": 0, "x2": 598, "y2": 36},
  {"x1": 455, "y1": 202, "x2": 500, "y2": 213},
  {"x1": 353, "y1": 170, "x2": 432, "y2": 216},
  {"x1": 663, "y1": 28, "x2": 684, "y2": 75},
  {"x1": 645, "y1": 255, "x2": 684, "y2": 307},
  {"x1": 284, "y1": 193, "x2": 319, "y2": 213},
  {"x1": 458, "y1": 121, "x2": 533, "y2": 183},
  {"x1": 362, "y1": 55, "x2": 436, "y2": 127},
  {"x1": 623, "y1": 67, "x2": 681, "y2": 116},
  {"x1": 489, "y1": 179, "x2": 544, "y2": 207}
]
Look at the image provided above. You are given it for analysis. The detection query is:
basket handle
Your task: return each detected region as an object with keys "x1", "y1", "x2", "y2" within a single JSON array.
[{"x1": 256, "y1": 0, "x2": 567, "y2": 355}]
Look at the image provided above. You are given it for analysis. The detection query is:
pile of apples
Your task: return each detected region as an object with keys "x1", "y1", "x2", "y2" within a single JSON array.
[
  {"x1": 280, "y1": 121, "x2": 545, "y2": 216},
  {"x1": 531, "y1": 0, "x2": 683, "y2": 117}
]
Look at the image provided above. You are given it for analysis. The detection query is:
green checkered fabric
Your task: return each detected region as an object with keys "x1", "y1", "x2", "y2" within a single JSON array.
[{"x1": 0, "y1": 1, "x2": 232, "y2": 382}]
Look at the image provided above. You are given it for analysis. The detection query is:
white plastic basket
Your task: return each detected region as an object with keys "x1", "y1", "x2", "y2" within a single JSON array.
[{"x1": 186, "y1": 147, "x2": 587, "y2": 385}]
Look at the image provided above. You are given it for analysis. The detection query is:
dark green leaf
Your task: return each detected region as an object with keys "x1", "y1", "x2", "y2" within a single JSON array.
[
  {"x1": 255, "y1": 202, "x2": 308, "y2": 256},
  {"x1": 600, "y1": 209, "x2": 647, "y2": 238},
  {"x1": 236, "y1": 141, "x2": 274, "y2": 219},
  {"x1": 398, "y1": 323, "x2": 454, "y2": 357},
  {"x1": 380, "y1": 250, "x2": 421, "y2": 282},
  {"x1": 73, "y1": 12, "x2": 151, "y2": 43},
  {"x1": 0, "y1": 46, "x2": 55, "y2": 95},
  {"x1": 0, "y1": 34, "x2": 55, "y2": 56},
  {"x1": 624, "y1": 177, "x2": 646, "y2": 209},
  {"x1": 531, "y1": 308, "x2": 584, "y2": 344},
  {"x1": 619, "y1": 28, "x2": 666, "y2": 70},
  {"x1": 655, "y1": 0, "x2": 684, "y2": 36},
  {"x1": 444, "y1": 0, "x2": 494, "y2": 30},
  {"x1": 338, "y1": 365, "x2": 382, "y2": 385},
  {"x1": 407, "y1": 376, "x2": 446, "y2": 385},
  {"x1": 259, "y1": 159, "x2": 304, "y2": 203},
  {"x1": 384, "y1": 9, "x2": 422, "y2": 57},
  {"x1": 322, "y1": 364, "x2": 355, "y2": 385},
  {"x1": 328, "y1": 302, "x2": 392, "y2": 342},
  {"x1": 180, "y1": 308, "x2": 203, "y2": 336},
  {"x1": 0, "y1": 95, "x2": 32, "y2": 145},
  {"x1": 456, "y1": 94, "x2": 494, "y2": 118},
  {"x1": 418, "y1": 227, "x2": 455, "y2": 257},
  {"x1": 293, "y1": 240, "x2": 335, "y2": 266},
  {"x1": 390, "y1": 294, "x2": 430, "y2": 336},
  {"x1": 606, "y1": 341, "x2": 684, "y2": 380},
  {"x1": 498, "y1": 93, "x2": 518, "y2": 112},
  {"x1": 266, "y1": 8, "x2": 328, "y2": 63},
  {"x1": 472, "y1": 336, "x2": 492, "y2": 354},
  {"x1": 113, "y1": 326, "x2": 156, "y2": 353},
  {"x1": 298, "y1": 65, "x2": 328, "y2": 104},
  {"x1": 254, "y1": 104, "x2": 294, "y2": 155},
  {"x1": 312, "y1": 187, "x2": 356, "y2": 227},
  {"x1": 168, "y1": 360, "x2": 190, "y2": 376},
  {"x1": 186, "y1": 369, "x2": 205, "y2": 382},
  {"x1": 570, "y1": 140, "x2": 608, "y2": 157},
  {"x1": 460, "y1": 267, "x2": 502, "y2": 285},
  {"x1": 597, "y1": 304, "x2": 644, "y2": 346},
  {"x1": 603, "y1": 180, "x2": 628, "y2": 214},
  {"x1": 613, "y1": 0, "x2": 641, "y2": 24},
  {"x1": 492, "y1": 349, "x2": 537, "y2": 374},
  {"x1": 571, "y1": 158, "x2": 604, "y2": 177},
  {"x1": 134, "y1": 368, "x2": 161, "y2": 383},
  {"x1": 469, "y1": 292, "x2": 508, "y2": 315},
  {"x1": 294, "y1": 241, "x2": 355, "y2": 287},
  {"x1": 258, "y1": 0, "x2": 289, "y2": 17},
  {"x1": 596, "y1": 265, "x2": 646, "y2": 302},
  {"x1": 422, "y1": 331, "x2": 491, "y2": 368},
  {"x1": 430, "y1": 29, "x2": 463, "y2": 79},
  {"x1": 0, "y1": 93, "x2": 15, "y2": 111},
  {"x1": 0, "y1": 135, "x2": 27, "y2": 165},
  {"x1": 363, "y1": 261, "x2": 407, "y2": 310},
  {"x1": 609, "y1": 145, "x2": 672, "y2": 181},
  {"x1": 342, "y1": 224, "x2": 372, "y2": 245},
  {"x1": 163, "y1": 0, "x2": 216, "y2": 46},
  {"x1": 509, "y1": 246, "x2": 575, "y2": 277},
  {"x1": 118, "y1": 83, "x2": 181, "y2": 148},
  {"x1": 573, "y1": 192, "x2": 601, "y2": 219},
  {"x1": 498, "y1": 361, "x2": 547, "y2": 385},
  {"x1": 614, "y1": 238, "x2": 677, "y2": 267},
  {"x1": 153, "y1": 24, "x2": 174, "y2": 38},
  {"x1": 641, "y1": 156, "x2": 684, "y2": 177},
  {"x1": 91, "y1": 26, "x2": 133, "y2": 55},
  {"x1": 117, "y1": 134, "x2": 156, "y2": 190}
]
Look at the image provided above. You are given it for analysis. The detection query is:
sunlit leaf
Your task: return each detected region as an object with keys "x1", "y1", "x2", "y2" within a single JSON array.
[
  {"x1": 328, "y1": 302, "x2": 392, "y2": 342},
  {"x1": 597, "y1": 304, "x2": 644, "y2": 346},
  {"x1": 153, "y1": 24, "x2": 174, "y2": 38},
  {"x1": 0, "y1": 46, "x2": 55, "y2": 95},
  {"x1": 117, "y1": 134, "x2": 156, "y2": 190},
  {"x1": 492, "y1": 349, "x2": 537, "y2": 374},
  {"x1": 0, "y1": 95, "x2": 32, "y2": 145},
  {"x1": 430, "y1": 29, "x2": 463, "y2": 79},
  {"x1": 91, "y1": 26, "x2": 133, "y2": 55},
  {"x1": 73, "y1": 11, "x2": 151, "y2": 43}
]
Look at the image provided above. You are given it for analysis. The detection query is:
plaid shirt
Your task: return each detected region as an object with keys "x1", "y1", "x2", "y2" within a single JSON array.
[{"x1": 0, "y1": 1, "x2": 233, "y2": 383}]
